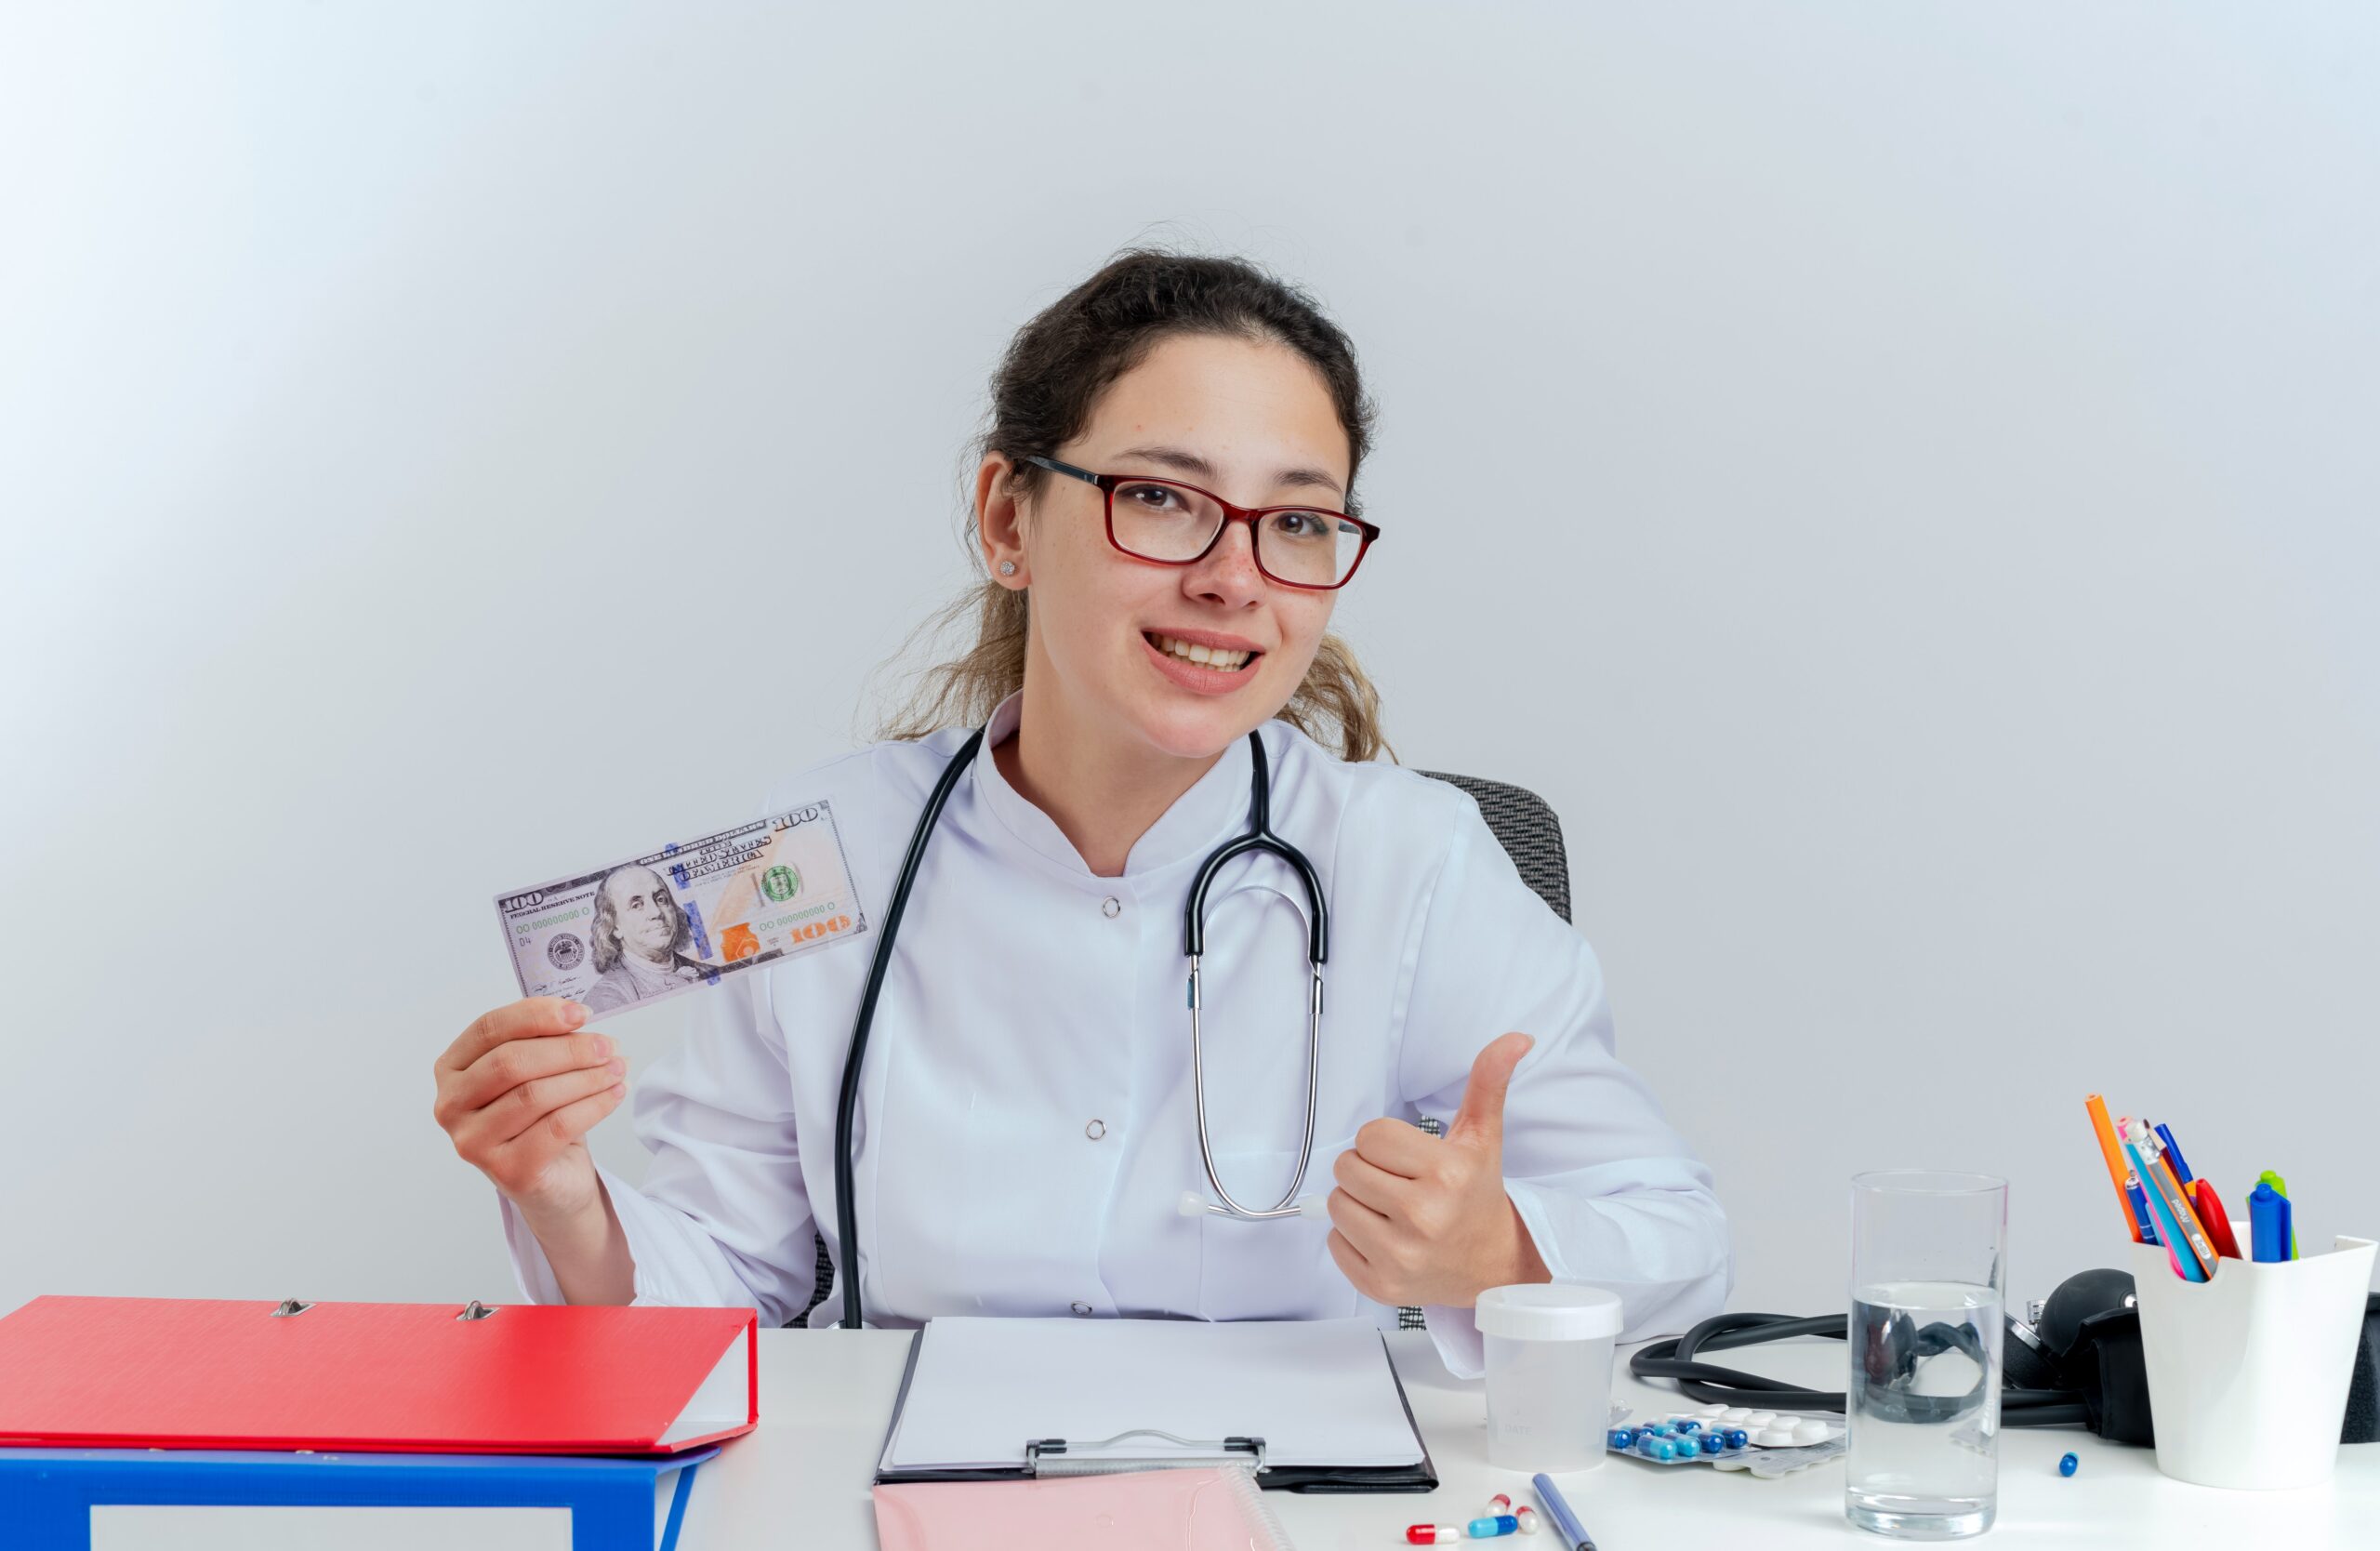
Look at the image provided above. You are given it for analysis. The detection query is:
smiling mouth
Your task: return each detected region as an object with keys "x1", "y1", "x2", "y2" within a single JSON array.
[{"x1": 1144, "y1": 631, "x2": 1261, "y2": 671}]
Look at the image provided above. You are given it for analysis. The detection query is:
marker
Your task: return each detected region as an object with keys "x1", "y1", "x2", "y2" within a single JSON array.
[
  {"x1": 2124, "y1": 1174, "x2": 2159, "y2": 1246},
  {"x1": 2122, "y1": 1118, "x2": 2217, "y2": 1272},
  {"x1": 2086, "y1": 1096, "x2": 2144, "y2": 1243},
  {"x1": 2094, "y1": 1094, "x2": 2151, "y2": 1246},
  {"x1": 2255, "y1": 1171, "x2": 2299, "y2": 1259},
  {"x1": 1530, "y1": 1472, "x2": 1596, "y2": 1551},
  {"x1": 2249, "y1": 1182, "x2": 2294, "y2": 1264},
  {"x1": 2153, "y1": 1121, "x2": 2194, "y2": 1185},
  {"x1": 2123, "y1": 1137, "x2": 2206, "y2": 1280},
  {"x1": 2190, "y1": 1178, "x2": 2241, "y2": 1260},
  {"x1": 2146, "y1": 1142, "x2": 2215, "y2": 1253}
]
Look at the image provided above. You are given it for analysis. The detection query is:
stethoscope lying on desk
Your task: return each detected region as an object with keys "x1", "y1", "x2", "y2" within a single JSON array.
[
  {"x1": 1632, "y1": 1308, "x2": 2086, "y2": 1427},
  {"x1": 1629, "y1": 1270, "x2": 2179, "y2": 1431},
  {"x1": 831, "y1": 722, "x2": 1329, "y2": 1330}
]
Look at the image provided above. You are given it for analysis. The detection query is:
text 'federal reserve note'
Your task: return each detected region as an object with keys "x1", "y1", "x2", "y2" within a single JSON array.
[{"x1": 496, "y1": 803, "x2": 867, "y2": 1015}]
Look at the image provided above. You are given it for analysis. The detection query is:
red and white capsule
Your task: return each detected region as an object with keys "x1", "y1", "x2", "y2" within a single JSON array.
[
  {"x1": 1515, "y1": 1504, "x2": 1540, "y2": 1534},
  {"x1": 1406, "y1": 1527, "x2": 1465, "y2": 1545}
]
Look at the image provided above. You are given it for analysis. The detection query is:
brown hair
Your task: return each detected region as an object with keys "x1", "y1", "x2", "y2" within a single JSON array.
[{"x1": 868, "y1": 247, "x2": 1397, "y2": 764}]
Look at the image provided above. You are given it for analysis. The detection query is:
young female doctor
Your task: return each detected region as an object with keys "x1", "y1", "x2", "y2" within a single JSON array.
[{"x1": 431, "y1": 250, "x2": 1731, "y2": 1378}]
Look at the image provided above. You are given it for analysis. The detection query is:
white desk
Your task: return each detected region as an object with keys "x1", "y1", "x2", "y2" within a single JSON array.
[{"x1": 698, "y1": 1324, "x2": 2379, "y2": 1549}]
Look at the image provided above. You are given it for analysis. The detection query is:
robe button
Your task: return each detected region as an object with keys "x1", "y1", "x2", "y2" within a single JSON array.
[
  {"x1": 1085, "y1": 1119, "x2": 1105, "y2": 1141},
  {"x1": 1100, "y1": 895, "x2": 1121, "y2": 918},
  {"x1": 1071, "y1": 1301, "x2": 1093, "y2": 1317}
]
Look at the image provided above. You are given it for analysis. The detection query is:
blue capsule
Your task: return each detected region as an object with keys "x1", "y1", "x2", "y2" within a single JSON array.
[
  {"x1": 1636, "y1": 1434, "x2": 1662, "y2": 1457},
  {"x1": 1675, "y1": 1419, "x2": 1701, "y2": 1433},
  {"x1": 1608, "y1": 1427, "x2": 1636, "y2": 1450},
  {"x1": 1699, "y1": 1431, "x2": 1726, "y2": 1454},
  {"x1": 1654, "y1": 1439, "x2": 1680, "y2": 1461},
  {"x1": 1466, "y1": 1515, "x2": 1519, "y2": 1538},
  {"x1": 2058, "y1": 1452, "x2": 2079, "y2": 1478},
  {"x1": 1648, "y1": 1422, "x2": 1674, "y2": 1438},
  {"x1": 1725, "y1": 1429, "x2": 1751, "y2": 1449}
]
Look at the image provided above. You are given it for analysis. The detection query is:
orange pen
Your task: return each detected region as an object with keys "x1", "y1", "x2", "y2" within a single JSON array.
[
  {"x1": 2192, "y1": 1178, "x2": 2242, "y2": 1259},
  {"x1": 2151, "y1": 1153, "x2": 2214, "y2": 1251}
]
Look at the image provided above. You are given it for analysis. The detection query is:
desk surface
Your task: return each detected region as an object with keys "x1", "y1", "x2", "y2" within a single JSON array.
[{"x1": 709, "y1": 1324, "x2": 2378, "y2": 1550}]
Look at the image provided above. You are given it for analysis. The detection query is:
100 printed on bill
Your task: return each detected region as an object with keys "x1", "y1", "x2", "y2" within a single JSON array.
[{"x1": 496, "y1": 803, "x2": 868, "y2": 1015}]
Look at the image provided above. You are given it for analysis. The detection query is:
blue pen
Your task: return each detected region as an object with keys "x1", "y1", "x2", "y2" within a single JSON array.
[
  {"x1": 2123, "y1": 1139, "x2": 2206, "y2": 1280},
  {"x1": 2124, "y1": 1174, "x2": 2159, "y2": 1246},
  {"x1": 1530, "y1": 1472, "x2": 1596, "y2": 1551},
  {"x1": 2153, "y1": 1122, "x2": 2193, "y2": 1185},
  {"x1": 2249, "y1": 1182, "x2": 2294, "y2": 1264}
]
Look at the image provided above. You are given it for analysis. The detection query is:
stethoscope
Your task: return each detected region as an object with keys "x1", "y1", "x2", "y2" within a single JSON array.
[{"x1": 831, "y1": 720, "x2": 1329, "y2": 1330}]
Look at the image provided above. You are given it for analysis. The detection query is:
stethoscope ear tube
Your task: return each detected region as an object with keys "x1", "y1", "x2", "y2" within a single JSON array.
[
  {"x1": 1182, "y1": 734, "x2": 1328, "y2": 966},
  {"x1": 833, "y1": 727, "x2": 984, "y2": 1332}
]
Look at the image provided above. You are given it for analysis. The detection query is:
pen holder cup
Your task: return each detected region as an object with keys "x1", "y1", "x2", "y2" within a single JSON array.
[{"x1": 2128, "y1": 1234, "x2": 2376, "y2": 1490}]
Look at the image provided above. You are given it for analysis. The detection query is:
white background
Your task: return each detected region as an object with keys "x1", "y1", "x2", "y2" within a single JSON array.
[{"x1": 4, "y1": 3, "x2": 2373, "y2": 1324}]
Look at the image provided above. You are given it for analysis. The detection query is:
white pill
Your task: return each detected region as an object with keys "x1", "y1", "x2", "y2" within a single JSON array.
[
  {"x1": 1720, "y1": 1407, "x2": 1752, "y2": 1422},
  {"x1": 1756, "y1": 1426, "x2": 1798, "y2": 1447},
  {"x1": 1745, "y1": 1412, "x2": 1777, "y2": 1427},
  {"x1": 1772, "y1": 1415, "x2": 1801, "y2": 1427},
  {"x1": 1697, "y1": 1404, "x2": 1726, "y2": 1417},
  {"x1": 1793, "y1": 1420, "x2": 1830, "y2": 1443}
]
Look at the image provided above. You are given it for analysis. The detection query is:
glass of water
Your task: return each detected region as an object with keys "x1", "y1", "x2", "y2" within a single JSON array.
[{"x1": 1846, "y1": 1170, "x2": 2006, "y2": 1539}]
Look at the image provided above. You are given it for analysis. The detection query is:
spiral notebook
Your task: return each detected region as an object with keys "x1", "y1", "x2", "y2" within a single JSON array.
[{"x1": 873, "y1": 1316, "x2": 1435, "y2": 1493}]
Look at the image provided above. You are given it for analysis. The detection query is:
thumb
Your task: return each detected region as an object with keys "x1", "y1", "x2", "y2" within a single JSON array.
[{"x1": 1446, "y1": 1032, "x2": 1533, "y2": 1149}]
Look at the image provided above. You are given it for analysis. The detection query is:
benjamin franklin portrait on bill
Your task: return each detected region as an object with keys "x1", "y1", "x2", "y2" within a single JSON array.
[{"x1": 580, "y1": 864, "x2": 713, "y2": 1013}]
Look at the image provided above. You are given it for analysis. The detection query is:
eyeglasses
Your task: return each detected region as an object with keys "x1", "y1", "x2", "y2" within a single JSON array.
[{"x1": 1023, "y1": 455, "x2": 1381, "y2": 590}]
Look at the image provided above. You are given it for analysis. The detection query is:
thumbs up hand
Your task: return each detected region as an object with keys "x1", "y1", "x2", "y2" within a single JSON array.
[{"x1": 1325, "y1": 1032, "x2": 1553, "y2": 1309}]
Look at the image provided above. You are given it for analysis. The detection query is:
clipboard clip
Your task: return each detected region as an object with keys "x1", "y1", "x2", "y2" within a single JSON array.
[{"x1": 1025, "y1": 1429, "x2": 1267, "y2": 1477}]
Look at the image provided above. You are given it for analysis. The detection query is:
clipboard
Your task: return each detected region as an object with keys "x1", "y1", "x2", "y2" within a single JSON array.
[{"x1": 871, "y1": 1317, "x2": 1438, "y2": 1494}]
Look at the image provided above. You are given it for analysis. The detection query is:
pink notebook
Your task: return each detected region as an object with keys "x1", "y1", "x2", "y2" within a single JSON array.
[{"x1": 872, "y1": 1466, "x2": 1295, "y2": 1550}]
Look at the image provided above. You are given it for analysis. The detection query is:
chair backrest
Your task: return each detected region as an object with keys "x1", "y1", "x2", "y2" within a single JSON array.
[
  {"x1": 791, "y1": 768, "x2": 1573, "y2": 1328},
  {"x1": 1413, "y1": 768, "x2": 1573, "y2": 924}
]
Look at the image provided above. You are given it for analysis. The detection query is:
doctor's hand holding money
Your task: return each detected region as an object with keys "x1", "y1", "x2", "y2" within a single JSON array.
[
  {"x1": 432, "y1": 802, "x2": 873, "y2": 1303},
  {"x1": 432, "y1": 997, "x2": 625, "y2": 1231}
]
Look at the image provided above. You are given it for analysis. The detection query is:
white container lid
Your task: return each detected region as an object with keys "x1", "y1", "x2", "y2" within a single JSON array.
[{"x1": 1475, "y1": 1282, "x2": 1624, "y2": 1340}]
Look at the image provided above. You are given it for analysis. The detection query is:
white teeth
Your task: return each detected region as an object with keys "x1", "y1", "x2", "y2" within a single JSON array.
[{"x1": 1151, "y1": 633, "x2": 1251, "y2": 670}]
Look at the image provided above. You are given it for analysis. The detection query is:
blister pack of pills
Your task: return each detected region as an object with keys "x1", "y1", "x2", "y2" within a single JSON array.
[{"x1": 1608, "y1": 1403, "x2": 1847, "y2": 1477}]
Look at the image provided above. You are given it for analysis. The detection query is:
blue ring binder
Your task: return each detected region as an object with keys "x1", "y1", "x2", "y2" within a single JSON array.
[{"x1": 0, "y1": 1442, "x2": 721, "y2": 1551}]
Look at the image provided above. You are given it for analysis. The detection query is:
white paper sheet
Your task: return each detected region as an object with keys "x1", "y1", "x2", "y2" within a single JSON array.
[{"x1": 878, "y1": 1317, "x2": 1425, "y2": 1473}]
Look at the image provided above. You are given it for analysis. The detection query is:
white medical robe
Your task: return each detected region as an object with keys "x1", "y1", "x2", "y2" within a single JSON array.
[{"x1": 499, "y1": 688, "x2": 1732, "y2": 1377}]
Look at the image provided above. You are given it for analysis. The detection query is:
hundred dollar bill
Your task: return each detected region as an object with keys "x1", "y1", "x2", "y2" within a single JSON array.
[{"x1": 496, "y1": 802, "x2": 867, "y2": 1015}]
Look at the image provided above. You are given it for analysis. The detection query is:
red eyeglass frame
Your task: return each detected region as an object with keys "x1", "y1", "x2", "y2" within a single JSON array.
[{"x1": 1023, "y1": 454, "x2": 1382, "y2": 590}]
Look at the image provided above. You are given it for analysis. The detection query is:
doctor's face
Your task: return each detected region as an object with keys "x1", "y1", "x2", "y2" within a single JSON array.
[{"x1": 1002, "y1": 332, "x2": 1350, "y2": 762}]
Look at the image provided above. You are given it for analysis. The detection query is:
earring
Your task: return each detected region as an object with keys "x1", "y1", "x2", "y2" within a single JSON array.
[{"x1": 999, "y1": 561, "x2": 1017, "y2": 577}]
